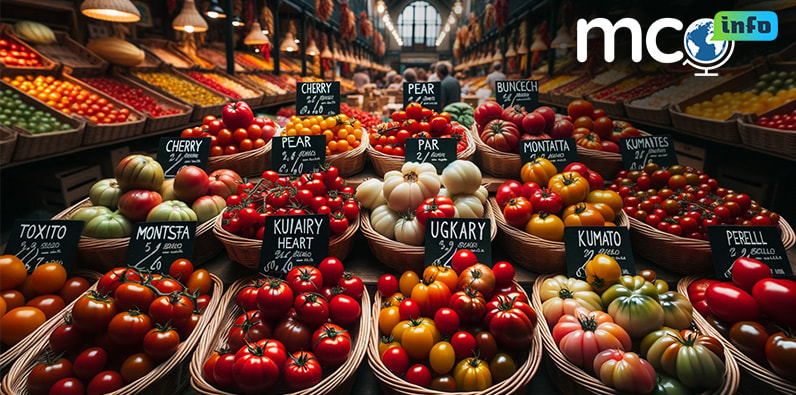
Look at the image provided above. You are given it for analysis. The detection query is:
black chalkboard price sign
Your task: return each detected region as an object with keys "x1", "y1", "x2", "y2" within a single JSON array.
[
  {"x1": 519, "y1": 138, "x2": 577, "y2": 171},
  {"x1": 495, "y1": 80, "x2": 539, "y2": 110},
  {"x1": 707, "y1": 225, "x2": 792, "y2": 280},
  {"x1": 260, "y1": 214, "x2": 330, "y2": 274},
  {"x1": 157, "y1": 137, "x2": 211, "y2": 178},
  {"x1": 4, "y1": 219, "x2": 84, "y2": 273},
  {"x1": 296, "y1": 81, "x2": 340, "y2": 116},
  {"x1": 620, "y1": 135, "x2": 678, "y2": 171},
  {"x1": 126, "y1": 222, "x2": 196, "y2": 274},
  {"x1": 404, "y1": 138, "x2": 457, "y2": 173},
  {"x1": 424, "y1": 218, "x2": 491, "y2": 268},
  {"x1": 564, "y1": 226, "x2": 635, "y2": 280},
  {"x1": 271, "y1": 135, "x2": 326, "y2": 176},
  {"x1": 404, "y1": 82, "x2": 442, "y2": 112}
]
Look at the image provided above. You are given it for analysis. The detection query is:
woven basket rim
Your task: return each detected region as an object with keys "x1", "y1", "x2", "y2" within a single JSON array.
[
  {"x1": 207, "y1": 138, "x2": 273, "y2": 164},
  {"x1": 3, "y1": 273, "x2": 224, "y2": 395},
  {"x1": 189, "y1": 274, "x2": 371, "y2": 395},
  {"x1": 367, "y1": 282, "x2": 542, "y2": 395},
  {"x1": 677, "y1": 275, "x2": 796, "y2": 393},
  {"x1": 532, "y1": 274, "x2": 740, "y2": 395}
]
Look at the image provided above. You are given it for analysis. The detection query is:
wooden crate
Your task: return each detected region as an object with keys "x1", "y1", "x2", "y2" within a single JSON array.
[
  {"x1": 37, "y1": 164, "x2": 102, "y2": 209},
  {"x1": 31, "y1": 31, "x2": 108, "y2": 75}
]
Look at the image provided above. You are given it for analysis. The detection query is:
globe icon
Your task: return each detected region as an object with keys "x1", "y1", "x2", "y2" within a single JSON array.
[{"x1": 683, "y1": 18, "x2": 733, "y2": 76}]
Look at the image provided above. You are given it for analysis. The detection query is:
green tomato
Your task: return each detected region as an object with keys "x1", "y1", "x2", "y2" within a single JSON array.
[
  {"x1": 84, "y1": 211, "x2": 132, "y2": 238},
  {"x1": 146, "y1": 200, "x2": 197, "y2": 222},
  {"x1": 71, "y1": 206, "x2": 112, "y2": 223},
  {"x1": 89, "y1": 178, "x2": 123, "y2": 210},
  {"x1": 602, "y1": 275, "x2": 660, "y2": 307},
  {"x1": 639, "y1": 326, "x2": 680, "y2": 357},
  {"x1": 607, "y1": 293, "x2": 664, "y2": 338},
  {"x1": 645, "y1": 330, "x2": 725, "y2": 389},
  {"x1": 659, "y1": 291, "x2": 693, "y2": 330},
  {"x1": 651, "y1": 373, "x2": 693, "y2": 395}
]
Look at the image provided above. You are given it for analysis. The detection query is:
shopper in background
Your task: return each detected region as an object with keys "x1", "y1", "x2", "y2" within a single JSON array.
[
  {"x1": 485, "y1": 61, "x2": 506, "y2": 91},
  {"x1": 437, "y1": 61, "x2": 461, "y2": 107},
  {"x1": 387, "y1": 74, "x2": 403, "y2": 90},
  {"x1": 417, "y1": 68, "x2": 428, "y2": 82},
  {"x1": 427, "y1": 62, "x2": 440, "y2": 82},
  {"x1": 352, "y1": 66, "x2": 371, "y2": 90},
  {"x1": 403, "y1": 68, "x2": 417, "y2": 83}
]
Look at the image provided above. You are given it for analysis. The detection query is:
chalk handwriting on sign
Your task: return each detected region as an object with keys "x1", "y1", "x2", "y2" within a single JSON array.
[
  {"x1": 404, "y1": 82, "x2": 441, "y2": 112},
  {"x1": 707, "y1": 225, "x2": 792, "y2": 280},
  {"x1": 405, "y1": 138, "x2": 456, "y2": 173},
  {"x1": 157, "y1": 137, "x2": 211, "y2": 178},
  {"x1": 271, "y1": 135, "x2": 326, "y2": 176},
  {"x1": 297, "y1": 82, "x2": 340, "y2": 116},
  {"x1": 260, "y1": 215, "x2": 330, "y2": 273},
  {"x1": 5, "y1": 220, "x2": 84, "y2": 273},
  {"x1": 495, "y1": 80, "x2": 539, "y2": 109},
  {"x1": 424, "y1": 218, "x2": 491, "y2": 268},
  {"x1": 620, "y1": 135, "x2": 677, "y2": 171},
  {"x1": 126, "y1": 222, "x2": 196, "y2": 274},
  {"x1": 564, "y1": 226, "x2": 635, "y2": 280},
  {"x1": 519, "y1": 138, "x2": 577, "y2": 171}
]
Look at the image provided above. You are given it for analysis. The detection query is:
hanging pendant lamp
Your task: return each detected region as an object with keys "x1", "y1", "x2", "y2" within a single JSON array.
[
  {"x1": 80, "y1": 0, "x2": 141, "y2": 23},
  {"x1": 172, "y1": 0, "x2": 208, "y2": 33}
]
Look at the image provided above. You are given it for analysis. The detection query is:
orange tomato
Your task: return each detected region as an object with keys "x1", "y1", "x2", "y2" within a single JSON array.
[
  {"x1": 0, "y1": 306, "x2": 46, "y2": 345},
  {"x1": 26, "y1": 295, "x2": 65, "y2": 318},
  {"x1": 186, "y1": 269, "x2": 211, "y2": 295},
  {"x1": 58, "y1": 277, "x2": 91, "y2": 303},
  {"x1": 0, "y1": 255, "x2": 27, "y2": 291},
  {"x1": 30, "y1": 262, "x2": 67, "y2": 295},
  {"x1": 0, "y1": 298, "x2": 6, "y2": 317},
  {"x1": 1, "y1": 290, "x2": 25, "y2": 310}
]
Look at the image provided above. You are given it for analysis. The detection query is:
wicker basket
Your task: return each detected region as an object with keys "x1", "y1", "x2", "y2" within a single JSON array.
[
  {"x1": 678, "y1": 276, "x2": 796, "y2": 394},
  {"x1": 189, "y1": 275, "x2": 370, "y2": 395},
  {"x1": 489, "y1": 197, "x2": 630, "y2": 274},
  {"x1": 629, "y1": 215, "x2": 795, "y2": 274},
  {"x1": 206, "y1": 140, "x2": 272, "y2": 177},
  {"x1": 52, "y1": 198, "x2": 223, "y2": 271},
  {"x1": 0, "y1": 269, "x2": 100, "y2": 372},
  {"x1": 0, "y1": 80, "x2": 85, "y2": 161},
  {"x1": 125, "y1": 67, "x2": 229, "y2": 122},
  {"x1": 360, "y1": 202, "x2": 497, "y2": 273},
  {"x1": 2, "y1": 273, "x2": 223, "y2": 395},
  {"x1": 58, "y1": 73, "x2": 147, "y2": 145},
  {"x1": 213, "y1": 212, "x2": 360, "y2": 270},
  {"x1": 469, "y1": 124, "x2": 523, "y2": 178},
  {"x1": 367, "y1": 134, "x2": 476, "y2": 177},
  {"x1": 32, "y1": 31, "x2": 108, "y2": 75},
  {"x1": 738, "y1": 99, "x2": 796, "y2": 158},
  {"x1": 669, "y1": 66, "x2": 769, "y2": 144},
  {"x1": 368, "y1": 282, "x2": 542, "y2": 395},
  {"x1": 104, "y1": 71, "x2": 193, "y2": 133},
  {"x1": 0, "y1": 126, "x2": 17, "y2": 165},
  {"x1": 0, "y1": 25, "x2": 57, "y2": 73},
  {"x1": 576, "y1": 130, "x2": 651, "y2": 180},
  {"x1": 532, "y1": 275, "x2": 740, "y2": 395}
]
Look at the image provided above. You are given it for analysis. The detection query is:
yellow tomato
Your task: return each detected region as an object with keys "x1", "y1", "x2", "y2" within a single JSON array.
[
  {"x1": 379, "y1": 305, "x2": 401, "y2": 334},
  {"x1": 399, "y1": 271, "x2": 420, "y2": 296}
]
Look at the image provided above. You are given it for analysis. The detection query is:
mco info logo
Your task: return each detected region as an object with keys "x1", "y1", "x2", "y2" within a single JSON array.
[{"x1": 577, "y1": 11, "x2": 778, "y2": 76}]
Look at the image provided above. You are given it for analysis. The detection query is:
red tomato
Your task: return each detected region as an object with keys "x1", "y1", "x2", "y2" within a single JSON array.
[
  {"x1": 114, "y1": 282, "x2": 156, "y2": 313},
  {"x1": 434, "y1": 308, "x2": 460, "y2": 335},
  {"x1": 381, "y1": 346, "x2": 409, "y2": 376},
  {"x1": 72, "y1": 291, "x2": 118, "y2": 333},
  {"x1": 143, "y1": 325, "x2": 180, "y2": 361},
  {"x1": 568, "y1": 99, "x2": 594, "y2": 120},
  {"x1": 503, "y1": 197, "x2": 533, "y2": 228},
  {"x1": 73, "y1": 347, "x2": 108, "y2": 381},
  {"x1": 450, "y1": 331, "x2": 477, "y2": 359},
  {"x1": 235, "y1": 280, "x2": 262, "y2": 311},
  {"x1": 705, "y1": 282, "x2": 761, "y2": 324},
  {"x1": 338, "y1": 272, "x2": 365, "y2": 300},
  {"x1": 283, "y1": 351, "x2": 323, "y2": 390},
  {"x1": 169, "y1": 258, "x2": 194, "y2": 281},
  {"x1": 731, "y1": 257, "x2": 772, "y2": 293},
  {"x1": 492, "y1": 261, "x2": 515, "y2": 286},
  {"x1": 294, "y1": 293, "x2": 330, "y2": 328},
  {"x1": 58, "y1": 277, "x2": 91, "y2": 303},
  {"x1": 49, "y1": 321, "x2": 84, "y2": 354},
  {"x1": 752, "y1": 278, "x2": 796, "y2": 328},
  {"x1": 48, "y1": 378, "x2": 85, "y2": 395},
  {"x1": 451, "y1": 249, "x2": 478, "y2": 275},
  {"x1": 329, "y1": 294, "x2": 361, "y2": 328},
  {"x1": 286, "y1": 266, "x2": 324, "y2": 294},
  {"x1": 27, "y1": 356, "x2": 73, "y2": 395},
  {"x1": 107, "y1": 310, "x2": 152, "y2": 346},
  {"x1": 149, "y1": 293, "x2": 194, "y2": 328},
  {"x1": 312, "y1": 323, "x2": 352, "y2": 366},
  {"x1": 405, "y1": 364, "x2": 433, "y2": 387},
  {"x1": 318, "y1": 257, "x2": 345, "y2": 285},
  {"x1": 86, "y1": 371, "x2": 123, "y2": 395},
  {"x1": 257, "y1": 278, "x2": 294, "y2": 321},
  {"x1": 213, "y1": 353, "x2": 237, "y2": 389}
]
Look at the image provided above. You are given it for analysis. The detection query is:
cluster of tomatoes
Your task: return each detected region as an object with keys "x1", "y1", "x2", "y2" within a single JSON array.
[
  {"x1": 370, "y1": 103, "x2": 469, "y2": 156},
  {"x1": 755, "y1": 109, "x2": 796, "y2": 131},
  {"x1": 181, "y1": 114, "x2": 276, "y2": 157},
  {"x1": 542, "y1": 262, "x2": 726, "y2": 393},
  {"x1": 0, "y1": 37, "x2": 42, "y2": 67},
  {"x1": 3, "y1": 75, "x2": 131, "y2": 125},
  {"x1": 495, "y1": 160, "x2": 623, "y2": 241},
  {"x1": 0, "y1": 256, "x2": 91, "y2": 347},
  {"x1": 185, "y1": 71, "x2": 242, "y2": 100},
  {"x1": 221, "y1": 167, "x2": 359, "y2": 238},
  {"x1": 82, "y1": 77, "x2": 183, "y2": 118},
  {"x1": 376, "y1": 251, "x2": 534, "y2": 391},
  {"x1": 609, "y1": 163, "x2": 780, "y2": 239},
  {"x1": 688, "y1": 257, "x2": 796, "y2": 382},
  {"x1": 202, "y1": 258, "x2": 363, "y2": 392},
  {"x1": 26, "y1": 259, "x2": 211, "y2": 395},
  {"x1": 565, "y1": 99, "x2": 643, "y2": 153},
  {"x1": 341, "y1": 103, "x2": 381, "y2": 129},
  {"x1": 283, "y1": 114, "x2": 363, "y2": 156}
]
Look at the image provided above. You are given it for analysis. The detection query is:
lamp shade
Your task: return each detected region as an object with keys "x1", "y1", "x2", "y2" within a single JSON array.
[
  {"x1": 530, "y1": 34, "x2": 547, "y2": 51},
  {"x1": 376, "y1": 0, "x2": 386, "y2": 14},
  {"x1": 550, "y1": 25, "x2": 575, "y2": 49},
  {"x1": 81, "y1": 0, "x2": 141, "y2": 23},
  {"x1": 231, "y1": 15, "x2": 245, "y2": 27},
  {"x1": 517, "y1": 41, "x2": 528, "y2": 55},
  {"x1": 493, "y1": 47, "x2": 503, "y2": 61},
  {"x1": 205, "y1": 0, "x2": 225, "y2": 18},
  {"x1": 505, "y1": 43, "x2": 517, "y2": 57},
  {"x1": 280, "y1": 32, "x2": 298, "y2": 52},
  {"x1": 321, "y1": 45, "x2": 333, "y2": 58},
  {"x1": 306, "y1": 38, "x2": 319, "y2": 56},
  {"x1": 244, "y1": 22, "x2": 269, "y2": 45},
  {"x1": 172, "y1": 0, "x2": 208, "y2": 33}
]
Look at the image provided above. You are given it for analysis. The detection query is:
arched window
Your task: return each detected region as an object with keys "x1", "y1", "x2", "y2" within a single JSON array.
[{"x1": 397, "y1": 1, "x2": 441, "y2": 48}]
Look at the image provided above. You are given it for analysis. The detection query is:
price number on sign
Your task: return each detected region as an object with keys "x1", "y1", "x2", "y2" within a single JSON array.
[
  {"x1": 129, "y1": 242, "x2": 163, "y2": 272},
  {"x1": 299, "y1": 102, "x2": 325, "y2": 116},
  {"x1": 14, "y1": 241, "x2": 64, "y2": 271},
  {"x1": 279, "y1": 150, "x2": 304, "y2": 175},
  {"x1": 432, "y1": 240, "x2": 457, "y2": 268}
]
